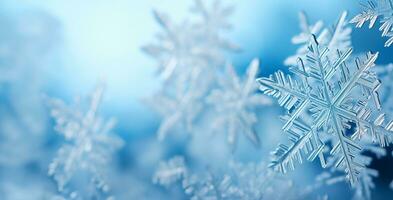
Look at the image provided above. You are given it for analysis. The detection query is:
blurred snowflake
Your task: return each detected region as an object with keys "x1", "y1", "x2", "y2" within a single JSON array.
[
  {"x1": 206, "y1": 59, "x2": 271, "y2": 148},
  {"x1": 47, "y1": 85, "x2": 124, "y2": 200},
  {"x1": 143, "y1": 0, "x2": 238, "y2": 87}
]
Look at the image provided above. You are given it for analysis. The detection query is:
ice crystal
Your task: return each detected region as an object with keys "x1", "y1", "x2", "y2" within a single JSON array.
[
  {"x1": 257, "y1": 35, "x2": 393, "y2": 185},
  {"x1": 285, "y1": 11, "x2": 351, "y2": 66},
  {"x1": 47, "y1": 85, "x2": 123, "y2": 200},
  {"x1": 351, "y1": 0, "x2": 393, "y2": 47},
  {"x1": 206, "y1": 59, "x2": 271, "y2": 148}
]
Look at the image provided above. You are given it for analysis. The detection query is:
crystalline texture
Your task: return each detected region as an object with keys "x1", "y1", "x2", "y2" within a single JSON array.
[
  {"x1": 257, "y1": 35, "x2": 393, "y2": 186},
  {"x1": 351, "y1": 0, "x2": 393, "y2": 47}
]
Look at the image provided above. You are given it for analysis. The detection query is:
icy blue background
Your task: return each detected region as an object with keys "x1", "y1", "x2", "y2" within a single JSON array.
[{"x1": 1, "y1": 0, "x2": 393, "y2": 199}]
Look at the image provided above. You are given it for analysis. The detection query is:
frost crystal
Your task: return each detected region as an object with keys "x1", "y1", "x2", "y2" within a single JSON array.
[
  {"x1": 257, "y1": 35, "x2": 393, "y2": 185},
  {"x1": 47, "y1": 85, "x2": 123, "y2": 200},
  {"x1": 351, "y1": 0, "x2": 393, "y2": 47},
  {"x1": 206, "y1": 59, "x2": 271, "y2": 148}
]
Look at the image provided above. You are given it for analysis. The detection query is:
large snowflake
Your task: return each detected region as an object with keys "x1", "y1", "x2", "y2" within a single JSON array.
[
  {"x1": 47, "y1": 85, "x2": 124, "y2": 200},
  {"x1": 351, "y1": 0, "x2": 393, "y2": 47},
  {"x1": 284, "y1": 12, "x2": 387, "y2": 198},
  {"x1": 257, "y1": 35, "x2": 393, "y2": 185}
]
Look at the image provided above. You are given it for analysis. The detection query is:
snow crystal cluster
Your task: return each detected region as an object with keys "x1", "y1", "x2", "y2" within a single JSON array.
[
  {"x1": 149, "y1": 1, "x2": 393, "y2": 200},
  {"x1": 2, "y1": 0, "x2": 393, "y2": 199}
]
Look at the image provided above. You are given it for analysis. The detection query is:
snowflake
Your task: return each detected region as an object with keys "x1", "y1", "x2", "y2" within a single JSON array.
[
  {"x1": 288, "y1": 14, "x2": 390, "y2": 196},
  {"x1": 206, "y1": 59, "x2": 271, "y2": 148},
  {"x1": 257, "y1": 35, "x2": 393, "y2": 186},
  {"x1": 351, "y1": 0, "x2": 393, "y2": 47},
  {"x1": 47, "y1": 85, "x2": 123, "y2": 200},
  {"x1": 285, "y1": 11, "x2": 351, "y2": 66}
]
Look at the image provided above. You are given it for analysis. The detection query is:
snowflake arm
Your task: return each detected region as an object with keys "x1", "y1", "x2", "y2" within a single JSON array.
[
  {"x1": 284, "y1": 12, "x2": 328, "y2": 66},
  {"x1": 327, "y1": 11, "x2": 352, "y2": 54},
  {"x1": 351, "y1": 0, "x2": 393, "y2": 47}
]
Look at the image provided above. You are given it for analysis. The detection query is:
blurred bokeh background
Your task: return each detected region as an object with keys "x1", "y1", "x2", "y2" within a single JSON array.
[{"x1": 1, "y1": 0, "x2": 393, "y2": 199}]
